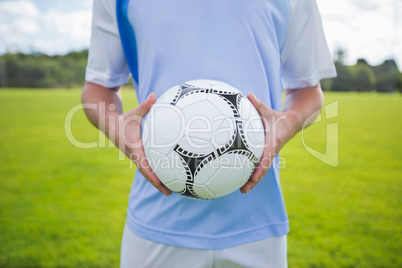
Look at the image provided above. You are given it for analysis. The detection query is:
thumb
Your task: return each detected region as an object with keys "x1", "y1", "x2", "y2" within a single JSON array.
[
  {"x1": 247, "y1": 92, "x2": 261, "y2": 111},
  {"x1": 127, "y1": 92, "x2": 157, "y2": 118},
  {"x1": 247, "y1": 92, "x2": 273, "y2": 114}
]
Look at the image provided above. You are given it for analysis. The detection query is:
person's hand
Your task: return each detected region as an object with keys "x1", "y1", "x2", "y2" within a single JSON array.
[
  {"x1": 112, "y1": 93, "x2": 172, "y2": 196},
  {"x1": 240, "y1": 93, "x2": 298, "y2": 194}
]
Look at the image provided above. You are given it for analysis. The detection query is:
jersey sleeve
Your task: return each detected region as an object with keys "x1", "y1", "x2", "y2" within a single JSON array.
[
  {"x1": 280, "y1": 0, "x2": 336, "y2": 90},
  {"x1": 85, "y1": 0, "x2": 130, "y2": 88}
]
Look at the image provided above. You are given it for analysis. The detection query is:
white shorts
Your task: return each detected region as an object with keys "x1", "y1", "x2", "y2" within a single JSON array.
[{"x1": 120, "y1": 224, "x2": 287, "y2": 268}]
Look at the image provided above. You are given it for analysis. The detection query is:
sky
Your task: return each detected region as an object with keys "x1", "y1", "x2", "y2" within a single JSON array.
[{"x1": 0, "y1": 0, "x2": 401, "y2": 69}]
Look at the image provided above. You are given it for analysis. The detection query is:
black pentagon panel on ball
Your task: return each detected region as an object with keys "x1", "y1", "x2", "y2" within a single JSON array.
[{"x1": 173, "y1": 144, "x2": 216, "y2": 199}]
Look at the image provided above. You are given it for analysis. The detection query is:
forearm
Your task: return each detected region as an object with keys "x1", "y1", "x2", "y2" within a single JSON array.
[
  {"x1": 81, "y1": 82, "x2": 123, "y2": 135},
  {"x1": 282, "y1": 83, "x2": 324, "y2": 136},
  {"x1": 241, "y1": 83, "x2": 324, "y2": 192}
]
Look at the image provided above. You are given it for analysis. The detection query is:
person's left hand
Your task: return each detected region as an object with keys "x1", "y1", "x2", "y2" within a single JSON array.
[{"x1": 240, "y1": 93, "x2": 298, "y2": 194}]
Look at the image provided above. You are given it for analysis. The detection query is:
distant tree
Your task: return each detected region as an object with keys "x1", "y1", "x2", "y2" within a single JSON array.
[
  {"x1": 372, "y1": 59, "x2": 399, "y2": 92},
  {"x1": 396, "y1": 72, "x2": 402, "y2": 93},
  {"x1": 356, "y1": 58, "x2": 368, "y2": 65},
  {"x1": 351, "y1": 62, "x2": 376, "y2": 91},
  {"x1": 320, "y1": 78, "x2": 332, "y2": 91},
  {"x1": 330, "y1": 48, "x2": 353, "y2": 91},
  {"x1": 335, "y1": 49, "x2": 346, "y2": 64},
  {"x1": 1, "y1": 48, "x2": 400, "y2": 92},
  {"x1": 0, "y1": 50, "x2": 88, "y2": 88}
]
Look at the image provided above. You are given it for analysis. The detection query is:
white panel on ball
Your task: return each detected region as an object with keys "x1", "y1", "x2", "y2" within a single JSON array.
[
  {"x1": 182, "y1": 100, "x2": 221, "y2": 142},
  {"x1": 211, "y1": 118, "x2": 235, "y2": 149},
  {"x1": 165, "y1": 180, "x2": 186, "y2": 193},
  {"x1": 239, "y1": 96, "x2": 254, "y2": 120},
  {"x1": 192, "y1": 184, "x2": 215, "y2": 199},
  {"x1": 177, "y1": 135, "x2": 215, "y2": 155},
  {"x1": 218, "y1": 153, "x2": 254, "y2": 168},
  {"x1": 168, "y1": 151, "x2": 189, "y2": 183},
  {"x1": 206, "y1": 93, "x2": 235, "y2": 118},
  {"x1": 240, "y1": 162, "x2": 254, "y2": 186},
  {"x1": 185, "y1": 79, "x2": 214, "y2": 88},
  {"x1": 193, "y1": 156, "x2": 221, "y2": 185},
  {"x1": 144, "y1": 104, "x2": 184, "y2": 155},
  {"x1": 147, "y1": 149, "x2": 176, "y2": 185},
  {"x1": 157, "y1": 85, "x2": 181, "y2": 104},
  {"x1": 175, "y1": 91, "x2": 209, "y2": 109},
  {"x1": 205, "y1": 166, "x2": 245, "y2": 197}
]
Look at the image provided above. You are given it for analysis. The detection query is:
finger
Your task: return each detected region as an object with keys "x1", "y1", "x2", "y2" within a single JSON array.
[
  {"x1": 127, "y1": 92, "x2": 157, "y2": 118},
  {"x1": 240, "y1": 180, "x2": 258, "y2": 194},
  {"x1": 122, "y1": 93, "x2": 156, "y2": 143},
  {"x1": 247, "y1": 92, "x2": 258, "y2": 105},
  {"x1": 131, "y1": 146, "x2": 172, "y2": 196},
  {"x1": 247, "y1": 92, "x2": 271, "y2": 130},
  {"x1": 239, "y1": 164, "x2": 263, "y2": 194},
  {"x1": 139, "y1": 164, "x2": 172, "y2": 196},
  {"x1": 247, "y1": 92, "x2": 263, "y2": 113},
  {"x1": 247, "y1": 92, "x2": 276, "y2": 117},
  {"x1": 250, "y1": 151, "x2": 272, "y2": 182},
  {"x1": 240, "y1": 150, "x2": 273, "y2": 193}
]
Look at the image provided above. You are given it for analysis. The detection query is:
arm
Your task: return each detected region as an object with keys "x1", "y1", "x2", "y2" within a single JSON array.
[
  {"x1": 82, "y1": 82, "x2": 122, "y2": 129},
  {"x1": 240, "y1": 83, "x2": 324, "y2": 193},
  {"x1": 82, "y1": 82, "x2": 172, "y2": 196}
]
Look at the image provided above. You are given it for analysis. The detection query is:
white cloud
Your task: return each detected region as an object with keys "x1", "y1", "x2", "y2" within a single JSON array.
[
  {"x1": 30, "y1": 9, "x2": 91, "y2": 54},
  {"x1": 0, "y1": 0, "x2": 400, "y2": 71},
  {"x1": 0, "y1": 0, "x2": 91, "y2": 55},
  {"x1": 14, "y1": 18, "x2": 40, "y2": 34},
  {"x1": 0, "y1": 0, "x2": 40, "y2": 17},
  {"x1": 45, "y1": 10, "x2": 91, "y2": 39},
  {"x1": 352, "y1": 0, "x2": 381, "y2": 10},
  {"x1": 318, "y1": 0, "x2": 401, "y2": 69}
]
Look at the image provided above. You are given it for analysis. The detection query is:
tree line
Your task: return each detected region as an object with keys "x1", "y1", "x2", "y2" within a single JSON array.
[
  {"x1": 0, "y1": 49, "x2": 401, "y2": 92},
  {"x1": 321, "y1": 49, "x2": 402, "y2": 93},
  {"x1": 0, "y1": 50, "x2": 88, "y2": 88}
]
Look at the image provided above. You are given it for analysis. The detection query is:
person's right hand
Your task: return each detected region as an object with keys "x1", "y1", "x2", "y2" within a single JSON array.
[{"x1": 112, "y1": 93, "x2": 172, "y2": 196}]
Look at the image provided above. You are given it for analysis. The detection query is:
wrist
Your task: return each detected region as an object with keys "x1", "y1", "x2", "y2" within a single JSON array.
[
  {"x1": 283, "y1": 109, "x2": 302, "y2": 136},
  {"x1": 100, "y1": 112, "x2": 122, "y2": 144},
  {"x1": 268, "y1": 110, "x2": 300, "y2": 154}
]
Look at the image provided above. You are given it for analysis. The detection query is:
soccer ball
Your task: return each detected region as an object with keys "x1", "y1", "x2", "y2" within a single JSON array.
[{"x1": 142, "y1": 79, "x2": 265, "y2": 199}]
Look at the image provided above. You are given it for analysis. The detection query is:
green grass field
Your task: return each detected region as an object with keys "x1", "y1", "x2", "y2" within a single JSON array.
[{"x1": 0, "y1": 89, "x2": 401, "y2": 267}]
